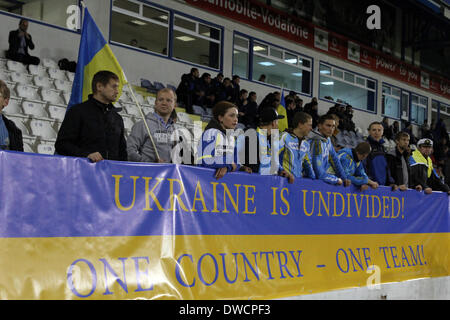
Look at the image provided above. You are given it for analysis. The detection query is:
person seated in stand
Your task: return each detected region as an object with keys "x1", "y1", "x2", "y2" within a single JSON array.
[
  {"x1": 127, "y1": 88, "x2": 177, "y2": 163},
  {"x1": 308, "y1": 114, "x2": 351, "y2": 186},
  {"x1": 409, "y1": 138, "x2": 450, "y2": 195},
  {"x1": 241, "y1": 91, "x2": 258, "y2": 129},
  {"x1": 6, "y1": 19, "x2": 40, "y2": 66},
  {"x1": 197, "y1": 101, "x2": 251, "y2": 179},
  {"x1": 0, "y1": 80, "x2": 23, "y2": 151},
  {"x1": 364, "y1": 121, "x2": 398, "y2": 190},
  {"x1": 279, "y1": 112, "x2": 315, "y2": 181},
  {"x1": 239, "y1": 108, "x2": 294, "y2": 183},
  {"x1": 338, "y1": 142, "x2": 379, "y2": 191}
]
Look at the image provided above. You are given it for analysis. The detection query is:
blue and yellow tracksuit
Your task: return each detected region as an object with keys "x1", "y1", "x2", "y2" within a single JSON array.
[
  {"x1": 279, "y1": 131, "x2": 315, "y2": 179},
  {"x1": 337, "y1": 147, "x2": 369, "y2": 186},
  {"x1": 308, "y1": 130, "x2": 348, "y2": 185}
]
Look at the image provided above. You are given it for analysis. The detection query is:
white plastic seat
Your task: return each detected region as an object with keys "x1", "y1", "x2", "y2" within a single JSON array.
[
  {"x1": 62, "y1": 91, "x2": 71, "y2": 105},
  {"x1": 28, "y1": 65, "x2": 47, "y2": 77},
  {"x1": 2, "y1": 97, "x2": 22, "y2": 115},
  {"x1": 41, "y1": 88, "x2": 64, "y2": 105},
  {"x1": 16, "y1": 84, "x2": 39, "y2": 100},
  {"x1": 6, "y1": 60, "x2": 27, "y2": 73},
  {"x1": 0, "y1": 69, "x2": 11, "y2": 81},
  {"x1": 146, "y1": 96, "x2": 156, "y2": 106},
  {"x1": 54, "y1": 79, "x2": 72, "y2": 92},
  {"x1": 66, "y1": 71, "x2": 75, "y2": 82},
  {"x1": 177, "y1": 112, "x2": 194, "y2": 125},
  {"x1": 37, "y1": 143, "x2": 55, "y2": 155},
  {"x1": 122, "y1": 115, "x2": 135, "y2": 131},
  {"x1": 22, "y1": 100, "x2": 49, "y2": 118},
  {"x1": 47, "y1": 67, "x2": 67, "y2": 81},
  {"x1": 48, "y1": 105, "x2": 67, "y2": 122},
  {"x1": 42, "y1": 58, "x2": 58, "y2": 69},
  {"x1": 10, "y1": 72, "x2": 32, "y2": 85},
  {"x1": 123, "y1": 103, "x2": 141, "y2": 117},
  {"x1": 33, "y1": 76, "x2": 54, "y2": 89},
  {"x1": 23, "y1": 141, "x2": 35, "y2": 153},
  {"x1": 5, "y1": 115, "x2": 30, "y2": 136},
  {"x1": 29, "y1": 118, "x2": 57, "y2": 140}
]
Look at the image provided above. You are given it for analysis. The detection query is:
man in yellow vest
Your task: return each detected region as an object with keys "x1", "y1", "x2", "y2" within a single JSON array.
[{"x1": 409, "y1": 138, "x2": 450, "y2": 195}]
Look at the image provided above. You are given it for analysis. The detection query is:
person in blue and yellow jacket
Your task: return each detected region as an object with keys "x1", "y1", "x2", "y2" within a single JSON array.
[
  {"x1": 409, "y1": 138, "x2": 450, "y2": 195},
  {"x1": 197, "y1": 101, "x2": 251, "y2": 179},
  {"x1": 279, "y1": 112, "x2": 315, "y2": 179},
  {"x1": 308, "y1": 114, "x2": 351, "y2": 186},
  {"x1": 338, "y1": 142, "x2": 379, "y2": 191}
]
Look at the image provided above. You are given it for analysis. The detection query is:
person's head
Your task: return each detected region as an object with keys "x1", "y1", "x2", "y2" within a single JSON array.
[
  {"x1": 190, "y1": 68, "x2": 199, "y2": 78},
  {"x1": 130, "y1": 39, "x2": 138, "y2": 47},
  {"x1": 239, "y1": 89, "x2": 248, "y2": 100},
  {"x1": 92, "y1": 71, "x2": 120, "y2": 104},
  {"x1": 258, "y1": 74, "x2": 266, "y2": 82},
  {"x1": 329, "y1": 114, "x2": 340, "y2": 134},
  {"x1": 215, "y1": 73, "x2": 224, "y2": 82},
  {"x1": 417, "y1": 138, "x2": 433, "y2": 158},
  {"x1": 232, "y1": 75, "x2": 240, "y2": 85},
  {"x1": 296, "y1": 97, "x2": 303, "y2": 108},
  {"x1": 293, "y1": 112, "x2": 312, "y2": 137},
  {"x1": 213, "y1": 101, "x2": 239, "y2": 130},
  {"x1": 368, "y1": 122, "x2": 384, "y2": 141},
  {"x1": 395, "y1": 132, "x2": 410, "y2": 151},
  {"x1": 249, "y1": 91, "x2": 257, "y2": 102},
  {"x1": 285, "y1": 97, "x2": 295, "y2": 109},
  {"x1": 0, "y1": 80, "x2": 11, "y2": 113},
  {"x1": 259, "y1": 107, "x2": 284, "y2": 131},
  {"x1": 393, "y1": 121, "x2": 399, "y2": 128},
  {"x1": 201, "y1": 73, "x2": 211, "y2": 83},
  {"x1": 317, "y1": 114, "x2": 336, "y2": 138},
  {"x1": 354, "y1": 142, "x2": 372, "y2": 161},
  {"x1": 19, "y1": 19, "x2": 29, "y2": 32},
  {"x1": 223, "y1": 77, "x2": 231, "y2": 87},
  {"x1": 155, "y1": 88, "x2": 177, "y2": 118}
]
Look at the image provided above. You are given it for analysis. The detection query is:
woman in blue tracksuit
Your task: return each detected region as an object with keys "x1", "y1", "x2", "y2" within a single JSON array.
[{"x1": 197, "y1": 101, "x2": 250, "y2": 179}]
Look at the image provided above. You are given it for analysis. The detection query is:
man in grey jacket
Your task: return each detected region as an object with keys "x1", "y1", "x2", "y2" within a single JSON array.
[{"x1": 127, "y1": 88, "x2": 177, "y2": 163}]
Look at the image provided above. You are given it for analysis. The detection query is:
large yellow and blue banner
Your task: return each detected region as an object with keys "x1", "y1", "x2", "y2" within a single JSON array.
[
  {"x1": 0, "y1": 151, "x2": 448, "y2": 299},
  {"x1": 68, "y1": 7, "x2": 126, "y2": 109}
]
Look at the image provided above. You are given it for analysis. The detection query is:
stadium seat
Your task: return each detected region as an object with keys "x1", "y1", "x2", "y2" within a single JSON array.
[
  {"x1": 22, "y1": 100, "x2": 49, "y2": 119},
  {"x1": 10, "y1": 72, "x2": 33, "y2": 85},
  {"x1": 23, "y1": 141, "x2": 35, "y2": 153},
  {"x1": 177, "y1": 112, "x2": 194, "y2": 126},
  {"x1": 146, "y1": 96, "x2": 156, "y2": 106},
  {"x1": 119, "y1": 91, "x2": 132, "y2": 103},
  {"x1": 37, "y1": 143, "x2": 55, "y2": 155},
  {"x1": 16, "y1": 84, "x2": 40, "y2": 100},
  {"x1": 41, "y1": 88, "x2": 64, "y2": 105},
  {"x1": 47, "y1": 67, "x2": 67, "y2": 81},
  {"x1": 166, "y1": 84, "x2": 177, "y2": 92},
  {"x1": 122, "y1": 115, "x2": 135, "y2": 131},
  {"x1": 5, "y1": 115, "x2": 30, "y2": 136},
  {"x1": 3, "y1": 97, "x2": 22, "y2": 115},
  {"x1": 6, "y1": 60, "x2": 27, "y2": 73},
  {"x1": 33, "y1": 76, "x2": 54, "y2": 89},
  {"x1": 192, "y1": 105, "x2": 206, "y2": 116},
  {"x1": 48, "y1": 105, "x2": 67, "y2": 122},
  {"x1": 42, "y1": 58, "x2": 58, "y2": 69},
  {"x1": 153, "y1": 81, "x2": 165, "y2": 90},
  {"x1": 62, "y1": 91, "x2": 71, "y2": 105},
  {"x1": 29, "y1": 118, "x2": 57, "y2": 140},
  {"x1": 66, "y1": 71, "x2": 75, "y2": 82},
  {"x1": 28, "y1": 65, "x2": 47, "y2": 77},
  {"x1": 0, "y1": 69, "x2": 11, "y2": 81},
  {"x1": 54, "y1": 79, "x2": 72, "y2": 92},
  {"x1": 123, "y1": 103, "x2": 141, "y2": 117}
]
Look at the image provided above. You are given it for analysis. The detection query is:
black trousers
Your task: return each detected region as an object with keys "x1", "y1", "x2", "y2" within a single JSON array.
[{"x1": 6, "y1": 52, "x2": 40, "y2": 66}]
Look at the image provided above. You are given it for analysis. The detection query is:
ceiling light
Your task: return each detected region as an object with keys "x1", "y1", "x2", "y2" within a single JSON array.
[
  {"x1": 253, "y1": 46, "x2": 266, "y2": 52},
  {"x1": 176, "y1": 36, "x2": 195, "y2": 42},
  {"x1": 130, "y1": 19, "x2": 147, "y2": 26},
  {"x1": 291, "y1": 73, "x2": 302, "y2": 77},
  {"x1": 320, "y1": 70, "x2": 331, "y2": 74},
  {"x1": 321, "y1": 81, "x2": 334, "y2": 86},
  {"x1": 284, "y1": 58, "x2": 297, "y2": 64},
  {"x1": 258, "y1": 61, "x2": 275, "y2": 66}
]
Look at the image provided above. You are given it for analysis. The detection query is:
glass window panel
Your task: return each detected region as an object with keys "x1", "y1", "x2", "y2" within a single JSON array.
[
  {"x1": 320, "y1": 64, "x2": 332, "y2": 75},
  {"x1": 382, "y1": 85, "x2": 391, "y2": 95},
  {"x1": 401, "y1": 92, "x2": 409, "y2": 118},
  {"x1": 233, "y1": 49, "x2": 248, "y2": 79},
  {"x1": 320, "y1": 74, "x2": 376, "y2": 112},
  {"x1": 173, "y1": 30, "x2": 220, "y2": 69},
  {"x1": 253, "y1": 55, "x2": 310, "y2": 94},
  {"x1": 142, "y1": 5, "x2": 169, "y2": 23},
  {"x1": 300, "y1": 59, "x2": 310, "y2": 68},
  {"x1": 199, "y1": 24, "x2": 220, "y2": 40},
  {"x1": 383, "y1": 96, "x2": 400, "y2": 118},
  {"x1": 284, "y1": 52, "x2": 297, "y2": 65},
  {"x1": 367, "y1": 79, "x2": 375, "y2": 90},
  {"x1": 270, "y1": 47, "x2": 283, "y2": 59},
  {"x1": 344, "y1": 72, "x2": 355, "y2": 83},
  {"x1": 420, "y1": 97, "x2": 427, "y2": 106},
  {"x1": 432, "y1": 101, "x2": 439, "y2": 111},
  {"x1": 333, "y1": 69, "x2": 343, "y2": 79},
  {"x1": 111, "y1": 11, "x2": 168, "y2": 54},
  {"x1": 411, "y1": 95, "x2": 418, "y2": 104},
  {"x1": 234, "y1": 36, "x2": 248, "y2": 49},
  {"x1": 174, "y1": 16, "x2": 196, "y2": 31},
  {"x1": 253, "y1": 42, "x2": 268, "y2": 55},
  {"x1": 392, "y1": 88, "x2": 401, "y2": 97},
  {"x1": 113, "y1": 0, "x2": 140, "y2": 13},
  {"x1": 356, "y1": 77, "x2": 365, "y2": 86}
]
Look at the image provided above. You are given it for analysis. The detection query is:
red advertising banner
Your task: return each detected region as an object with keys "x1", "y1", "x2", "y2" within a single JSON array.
[{"x1": 186, "y1": 0, "x2": 450, "y2": 100}]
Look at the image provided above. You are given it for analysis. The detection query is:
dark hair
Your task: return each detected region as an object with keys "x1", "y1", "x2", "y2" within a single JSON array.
[
  {"x1": 190, "y1": 68, "x2": 198, "y2": 74},
  {"x1": 0, "y1": 80, "x2": 11, "y2": 100},
  {"x1": 355, "y1": 142, "x2": 371, "y2": 155},
  {"x1": 318, "y1": 114, "x2": 335, "y2": 125},
  {"x1": 368, "y1": 121, "x2": 383, "y2": 130},
  {"x1": 92, "y1": 70, "x2": 119, "y2": 94},
  {"x1": 292, "y1": 112, "x2": 312, "y2": 128},
  {"x1": 239, "y1": 89, "x2": 248, "y2": 96},
  {"x1": 285, "y1": 97, "x2": 294, "y2": 105},
  {"x1": 395, "y1": 131, "x2": 410, "y2": 141},
  {"x1": 212, "y1": 101, "x2": 237, "y2": 121},
  {"x1": 249, "y1": 91, "x2": 256, "y2": 98}
]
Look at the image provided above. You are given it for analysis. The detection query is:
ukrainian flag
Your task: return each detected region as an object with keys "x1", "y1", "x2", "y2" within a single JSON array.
[
  {"x1": 277, "y1": 89, "x2": 288, "y2": 133},
  {"x1": 68, "y1": 7, "x2": 127, "y2": 109}
]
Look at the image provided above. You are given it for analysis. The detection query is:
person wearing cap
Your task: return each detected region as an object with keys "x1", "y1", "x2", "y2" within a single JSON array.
[
  {"x1": 307, "y1": 114, "x2": 351, "y2": 186},
  {"x1": 409, "y1": 138, "x2": 450, "y2": 195},
  {"x1": 279, "y1": 112, "x2": 315, "y2": 180},
  {"x1": 239, "y1": 107, "x2": 294, "y2": 183},
  {"x1": 197, "y1": 101, "x2": 251, "y2": 179}
]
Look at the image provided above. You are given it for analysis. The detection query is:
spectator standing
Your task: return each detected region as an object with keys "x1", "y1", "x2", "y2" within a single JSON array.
[
  {"x1": 55, "y1": 71, "x2": 127, "y2": 162},
  {"x1": 127, "y1": 88, "x2": 177, "y2": 163},
  {"x1": 0, "y1": 80, "x2": 23, "y2": 151},
  {"x1": 176, "y1": 68, "x2": 199, "y2": 114},
  {"x1": 6, "y1": 19, "x2": 40, "y2": 66},
  {"x1": 285, "y1": 96, "x2": 303, "y2": 129},
  {"x1": 241, "y1": 91, "x2": 258, "y2": 129},
  {"x1": 303, "y1": 97, "x2": 319, "y2": 129},
  {"x1": 386, "y1": 132, "x2": 416, "y2": 191}
]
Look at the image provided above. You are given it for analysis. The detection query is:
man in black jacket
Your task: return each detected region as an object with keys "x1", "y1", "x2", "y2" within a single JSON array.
[
  {"x1": 55, "y1": 71, "x2": 127, "y2": 162},
  {"x1": 0, "y1": 80, "x2": 23, "y2": 151},
  {"x1": 176, "y1": 68, "x2": 199, "y2": 114},
  {"x1": 6, "y1": 19, "x2": 40, "y2": 66}
]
